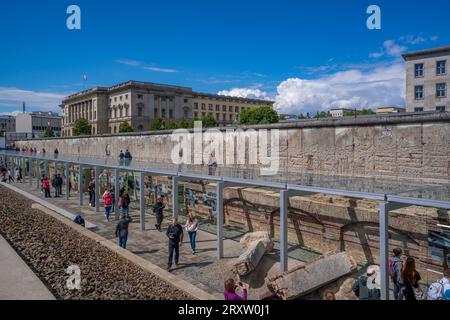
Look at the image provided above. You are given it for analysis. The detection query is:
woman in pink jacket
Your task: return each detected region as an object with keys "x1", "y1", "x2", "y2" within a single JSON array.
[{"x1": 224, "y1": 279, "x2": 248, "y2": 301}]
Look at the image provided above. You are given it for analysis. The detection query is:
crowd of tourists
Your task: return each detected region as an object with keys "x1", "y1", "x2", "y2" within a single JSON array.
[{"x1": 350, "y1": 247, "x2": 449, "y2": 301}]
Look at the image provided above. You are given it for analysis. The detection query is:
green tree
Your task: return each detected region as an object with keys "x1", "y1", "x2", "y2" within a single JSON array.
[
  {"x1": 167, "y1": 120, "x2": 179, "y2": 130},
  {"x1": 298, "y1": 113, "x2": 306, "y2": 119},
  {"x1": 73, "y1": 118, "x2": 92, "y2": 136},
  {"x1": 360, "y1": 108, "x2": 375, "y2": 115},
  {"x1": 178, "y1": 117, "x2": 190, "y2": 129},
  {"x1": 149, "y1": 117, "x2": 165, "y2": 131},
  {"x1": 118, "y1": 121, "x2": 134, "y2": 133},
  {"x1": 238, "y1": 106, "x2": 279, "y2": 125},
  {"x1": 201, "y1": 114, "x2": 217, "y2": 128},
  {"x1": 43, "y1": 127, "x2": 55, "y2": 137}
]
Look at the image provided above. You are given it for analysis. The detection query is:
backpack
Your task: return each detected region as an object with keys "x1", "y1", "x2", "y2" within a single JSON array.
[
  {"x1": 104, "y1": 194, "x2": 112, "y2": 206},
  {"x1": 427, "y1": 279, "x2": 446, "y2": 300},
  {"x1": 388, "y1": 258, "x2": 401, "y2": 282}
]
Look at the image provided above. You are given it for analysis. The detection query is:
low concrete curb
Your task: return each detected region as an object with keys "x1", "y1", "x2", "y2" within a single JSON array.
[
  {"x1": 0, "y1": 182, "x2": 97, "y2": 229},
  {"x1": 31, "y1": 203, "x2": 218, "y2": 300}
]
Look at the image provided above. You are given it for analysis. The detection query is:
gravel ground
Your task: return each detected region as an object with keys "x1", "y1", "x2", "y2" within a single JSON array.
[{"x1": 0, "y1": 185, "x2": 192, "y2": 300}]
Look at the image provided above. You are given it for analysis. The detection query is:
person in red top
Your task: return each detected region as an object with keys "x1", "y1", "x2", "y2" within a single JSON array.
[
  {"x1": 42, "y1": 176, "x2": 51, "y2": 198},
  {"x1": 103, "y1": 188, "x2": 113, "y2": 221}
]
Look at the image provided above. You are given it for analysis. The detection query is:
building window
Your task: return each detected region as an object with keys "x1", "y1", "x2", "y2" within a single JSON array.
[
  {"x1": 223, "y1": 114, "x2": 226, "y2": 121},
  {"x1": 216, "y1": 104, "x2": 220, "y2": 111},
  {"x1": 162, "y1": 109, "x2": 166, "y2": 118},
  {"x1": 235, "y1": 106, "x2": 239, "y2": 113},
  {"x1": 194, "y1": 112, "x2": 198, "y2": 119},
  {"x1": 154, "y1": 108, "x2": 158, "y2": 118},
  {"x1": 201, "y1": 103, "x2": 206, "y2": 110},
  {"x1": 125, "y1": 94, "x2": 128, "y2": 99},
  {"x1": 202, "y1": 112, "x2": 206, "y2": 117},
  {"x1": 229, "y1": 106, "x2": 232, "y2": 112},
  {"x1": 436, "y1": 106, "x2": 446, "y2": 112},
  {"x1": 138, "y1": 125, "x2": 143, "y2": 131},
  {"x1": 119, "y1": 109, "x2": 123, "y2": 118},
  {"x1": 414, "y1": 63, "x2": 424, "y2": 77},
  {"x1": 436, "y1": 83, "x2": 446, "y2": 97},
  {"x1": 437, "y1": 60, "x2": 446, "y2": 75},
  {"x1": 414, "y1": 85, "x2": 424, "y2": 100},
  {"x1": 208, "y1": 104, "x2": 213, "y2": 111},
  {"x1": 114, "y1": 97, "x2": 117, "y2": 102},
  {"x1": 138, "y1": 107, "x2": 143, "y2": 117},
  {"x1": 184, "y1": 99, "x2": 188, "y2": 103},
  {"x1": 222, "y1": 105, "x2": 226, "y2": 112},
  {"x1": 169, "y1": 109, "x2": 173, "y2": 118},
  {"x1": 229, "y1": 114, "x2": 233, "y2": 120},
  {"x1": 216, "y1": 113, "x2": 220, "y2": 120},
  {"x1": 120, "y1": 96, "x2": 123, "y2": 101},
  {"x1": 138, "y1": 94, "x2": 143, "y2": 99},
  {"x1": 194, "y1": 103, "x2": 198, "y2": 109},
  {"x1": 414, "y1": 107, "x2": 424, "y2": 112}
]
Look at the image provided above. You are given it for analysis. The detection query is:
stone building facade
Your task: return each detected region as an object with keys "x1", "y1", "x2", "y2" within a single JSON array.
[
  {"x1": 60, "y1": 81, "x2": 274, "y2": 137},
  {"x1": 403, "y1": 45, "x2": 450, "y2": 113}
]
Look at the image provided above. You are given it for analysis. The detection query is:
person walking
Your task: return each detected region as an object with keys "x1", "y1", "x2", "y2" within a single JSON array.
[
  {"x1": 224, "y1": 279, "x2": 248, "y2": 301},
  {"x1": 352, "y1": 266, "x2": 381, "y2": 300},
  {"x1": 88, "y1": 180, "x2": 95, "y2": 207},
  {"x1": 153, "y1": 196, "x2": 165, "y2": 231},
  {"x1": 401, "y1": 257, "x2": 423, "y2": 300},
  {"x1": 389, "y1": 248, "x2": 404, "y2": 300},
  {"x1": 54, "y1": 148, "x2": 59, "y2": 159},
  {"x1": 121, "y1": 189, "x2": 131, "y2": 217},
  {"x1": 16, "y1": 167, "x2": 23, "y2": 183},
  {"x1": 124, "y1": 149, "x2": 132, "y2": 166},
  {"x1": 103, "y1": 188, "x2": 113, "y2": 221},
  {"x1": 427, "y1": 268, "x2": 450, "y2": 300},
  {"x1": 115, "y1": 215, "x2": 132, "y2": 249},
  {"x1": 52, "y1": 174, "x2": 59, "y2": 197},
  {"x1": 7, "y1": 168, "x2": 15, "y2": 183},
  {"x1": 208, "y1": 151, "x2": 218, "y2": 176},
  {"x1": 118, "y1": 150, "x2": 125, "y2": 166},
  {"x1": 166, "y1": 217, "x2": 183, "y2": 272},
  {"x1": 185, "y1": 213, "x2": 199, "y2": 254},
  {"x1": 56, "y1": 174, "x2": 63, "y2": 196},
  {"x1": 42, "y1": 176, "x2": 51, "y2": 198}
]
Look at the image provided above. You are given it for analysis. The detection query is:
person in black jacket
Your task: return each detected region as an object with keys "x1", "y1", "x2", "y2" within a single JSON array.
[
  {"x1": 153, "y1": 196, "x2": 165, "y2": 231},
  {"x1": 166, "y1": 217, "x2": 183, "y2": 271},
  {"x1": 401, "y1": 257, "x2": 422, "y2": 300},
  {"x1": 115, "y1": 215, "x2": 133, "y2": 249}
]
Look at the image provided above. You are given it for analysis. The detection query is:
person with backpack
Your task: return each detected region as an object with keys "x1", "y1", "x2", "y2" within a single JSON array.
[
  {"x1": 400, "y1": 257, "x2": 423, "y2": 300},
  {"x1": 118, "y1": 150, "x2": 125, "y2": 165},
  {"x1": 124, "y1": 149, "x2": 132, "y2": 166},
  {"x1": 389, "y1": 247, "x2": 404, "y2": 300},
  {"x1": 427, "y1": 268, "x2": 450, "y2": 300},
  {"x1": 153, "y1": 196, "x2": 165, "y2": 231},
  {"x1": 121, "y1": 189, "x2": 131, "y2": 217},
  {"x1": 103, "y1": 188, "x2": 113, "y2": 221},
  {"x1": 52, "y1": 175, "x2": 60, "y2": 197},
  {"x1": 352, "y1": 267, "x2": 381, "y2": 300},
  {"x1": 115, "y1": 215, "x2": 132, "y2": 249}
]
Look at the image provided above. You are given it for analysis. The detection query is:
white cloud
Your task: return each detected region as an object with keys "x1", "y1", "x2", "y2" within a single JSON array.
[
  {"x1": 143, "y1": 66, "x2": 179, "y2": 73},
  {"x1": 116, "y1": 59, "x2": 143, "y2": 66},
  {"x1": 220, "y1": 62, "x2": 405, "y2": 115},
  {"x1": 0, "y1": 110, "x2": 22, "y2": 116},
  {"x1": 0, "y1": 87, "x2": 65, "y2": 111},
  {"x1": 217, "y1": 88, "x2": 273, "y2": 100},
  {"x1": 400, "y1": 34, "x2": 439, "y2": 45},
  {"x1": 383, "y1": 40, "x2": 407, "y2": 57}
]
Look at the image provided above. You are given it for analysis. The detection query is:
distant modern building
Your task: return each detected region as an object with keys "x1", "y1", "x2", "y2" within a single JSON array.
[
  {"x1": 15, "y1": 112, "x2": 62, "y2": 138},
  {"x1": 0, "y1": 115, "x2": 15, "y2": 136},
  {"x1": 403, "y1": 45, "x2": 449, "y2": 113},
  {"x1": 60, "y1": 80, "x2": 274, "y2": 137},
  {"x1": 329, "y1": 108, "x2": 352, "y2": 117},
  {"x1": 376, "y1": 107, "x2": 406, "y2": 114}
]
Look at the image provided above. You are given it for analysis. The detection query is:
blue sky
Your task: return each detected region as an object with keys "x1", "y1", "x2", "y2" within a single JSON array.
[{"x1": 0, "y1": 0, "x2": 449, "y2": 115}]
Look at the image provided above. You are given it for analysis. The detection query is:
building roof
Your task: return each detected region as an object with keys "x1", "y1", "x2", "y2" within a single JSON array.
[
  {"x1": 402, "y1": 45, "x2": 450, "y2": 60},
  {"x1": 192, "y1": 91, "x2": 274, "y2": 104}
]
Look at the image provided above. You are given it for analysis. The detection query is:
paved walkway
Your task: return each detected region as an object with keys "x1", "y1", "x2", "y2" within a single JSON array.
[
  {"x1": 0, "y1": 235, "x2": 55, "y2": 300},
  {"x1": 6, "y1": 181, "x2": 307, "y2": 299}
]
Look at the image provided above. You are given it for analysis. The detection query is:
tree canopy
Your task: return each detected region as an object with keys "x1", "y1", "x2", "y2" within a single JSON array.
[
  {"x1": 43, "y1": 127, "x2": 55, "y2": 137},
  {"x1": 238, "y1": 106, "x2": 279, "y2": 125},
  {"x1": 73, "y1": 118, "x2": 92, "y2": 136},
  {"x1": 201, "y1": 114, "x2": 217, "y2": 128},
  {"x1": 118, "y1": 121, "x2": 134, "y2": 133},
  {"x1": 149, "y1": 117, "x2": 165, "y2": 131}
]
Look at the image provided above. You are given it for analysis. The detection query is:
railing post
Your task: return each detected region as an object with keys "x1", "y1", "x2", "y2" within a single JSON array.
[
  {"x1": 28, "y1": 158, "x2": 32, "y2": 185},
  {"x1": 379, "y1": 201, "x2": 389, "y2": 300},
  {"x1": 95, "y1": 166, "x2": 100, "y2": 213},
  {"x1": 216, "y1": 181, "x2": 224, "y2": 259},
  {"x1": 78, "y1": 164, "x2": 83, "y2": 207},
  {"x1": 44, "y1": 160, "x2": 49, "y2": 178},
  {"x1": 65, "y1": 163, "x2": 70, "y2": 200},
  {"x1": 140, "y1": 172, "x2": 145, "y2": 231},
  {"x1": 172, "y1": 176, "x2": 179, "y2": 219},
  {"x1": 36, "y1": 160, "x2": 40, "y2": 189},
  {"x1": 114, "y1": 168, "x2": 120, "y2": 220},
  {"x1": 280, "y1": 190, "x2": 289, "y2": 272}
]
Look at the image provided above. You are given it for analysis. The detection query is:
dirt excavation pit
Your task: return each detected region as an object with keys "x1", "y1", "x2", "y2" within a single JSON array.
[{"x1": 0, "y1": 185, "x2": 192, "y2": 300}]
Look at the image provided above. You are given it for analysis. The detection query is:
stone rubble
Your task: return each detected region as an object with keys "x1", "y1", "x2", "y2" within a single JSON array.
[{"x1": 0, "y1": 185, "x2": 192, "y2": 300}]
